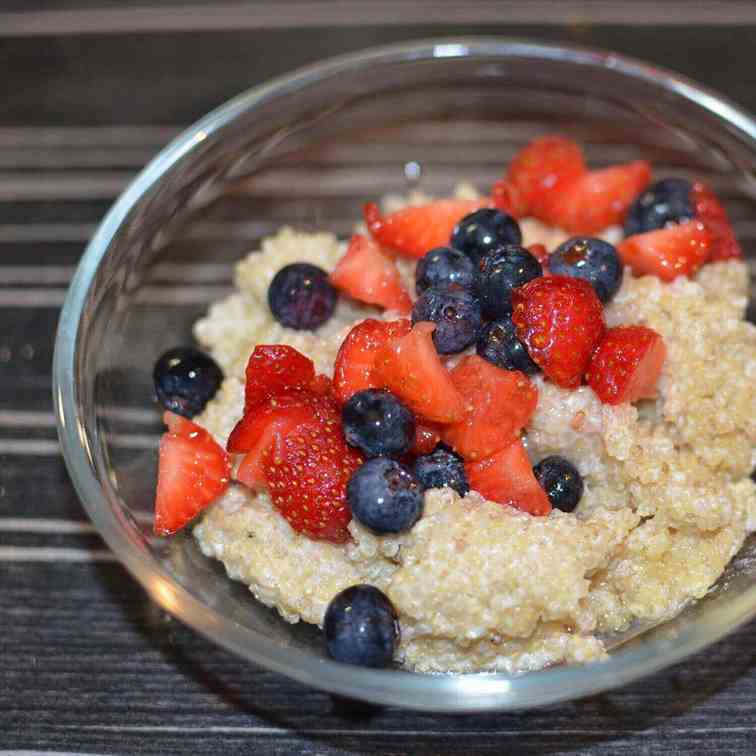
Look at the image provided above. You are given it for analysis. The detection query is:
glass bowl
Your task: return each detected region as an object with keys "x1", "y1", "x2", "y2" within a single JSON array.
[{"x1": 53, "y1": 38, "x2": 756, "y2": 712}]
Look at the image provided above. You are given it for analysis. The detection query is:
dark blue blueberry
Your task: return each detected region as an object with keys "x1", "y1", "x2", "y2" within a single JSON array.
[
  {"x1": 415, "y1": 246, "x2": 477, "y2": 295},
  {"x1": 624, "y1": 178, "x2": 694, "y2": 237},
  {"x1": 477, "y1": 244, "x2": 542, "y2": 319},
  {"x1": 533, "y1": 456, "x2": 584, "y2": 513},
  {"x1": 342, "y1": 389, "x2": 415, "y2": 458},
  {"x1": 324, "y1": 585, "x2": 399, "y2": 668},
  {"x1": 450, "y1": 208, "x2": 522, "y2": 266},
  {"x1": 347, "y1": 457, "x2": 423, "y2": 534},
  {"x1": 549, "y1": 237, "x2": 623, "y2": 303},
  {"x1": 153, "y1": 346, "x2": 223, "y2": 418},
  {"x1": 411, "y1": 286, "x2": 482, "y2": 354},
  {"x1": 414, "y1": 446, "x2": 469, "y2": 495},
  {"x1": 267, "y1": 263, "x2": 337, "y2": 330},
  {"x1": 476, "y1": 318, "x2": 539, "y2": 375}
]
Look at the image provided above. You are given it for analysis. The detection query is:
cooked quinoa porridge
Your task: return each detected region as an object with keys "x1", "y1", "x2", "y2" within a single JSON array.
[{"x1": 152, "y1": 138, "x2": 756, "y2": 674}]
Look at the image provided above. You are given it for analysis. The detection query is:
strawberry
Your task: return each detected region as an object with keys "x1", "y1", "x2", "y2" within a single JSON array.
[
  {"x1": 329, "y1": 234, "x2": 412, "y2": 314},
  {"x1": 691, "y1": 182, "x2": 743, "y2": 261},
  {"x1": 332, "y1": 318, "x2": 411, "y2": 404},
  {"x1": 465, "y1": 439, "x2": 551, "y2": 516},
  {"x1": 511, "y1": 276, "x2": 605, "y2": 389},
  {"x1": 528, "y1": 243, "x2": 550, "y2": 268},
  {"x1": 441, "y1": 356, "x2": 538, "y2": 461},
  {"x1": 617, "y1": 220, "x2": 712, "y2": 282},
  {"x1": 587, "y1": 325, "x2": 667, "y2": 405},
  {"x1": 243, "y1": 344, "x2": 316, "y2": 411},
  {"x1": 373, "y1": 321, "x2": 465, "y2": 423},
  {"x1": 543, "y1": 161, "x2": 652, "y2": 234},
  {"x1": 506, "y1": 135, "x2": 586, "y2": 218},
  {"x1": 412, "y1": 420, "x2": 443, "y2": 456},
  {"x1": 154, "y1": 412, "x2": 231, "y2": 535},
  {"x1": 364, "y1": 199, "x2": 486, "y2": 258}
]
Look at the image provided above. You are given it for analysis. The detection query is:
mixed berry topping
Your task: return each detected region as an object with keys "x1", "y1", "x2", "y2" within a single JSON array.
[
  {"x1": 153, "y1": 346, "x2": 223, "y2": 418},
  {"x1": 268, "y1": 262, "x2": 337, "y2": 329},
  {"x1": 549, "y1": 237, "x2": 623, "y2": 303},
  {"x1": 342, "y1": 389, "x2": 415, "y2": 458},
  {"x1": 533, "y1": 455, "x2": 584, "y2": 513},
  {"x1": 450, "y1": 208, "x2": 522, "y2": 265}
]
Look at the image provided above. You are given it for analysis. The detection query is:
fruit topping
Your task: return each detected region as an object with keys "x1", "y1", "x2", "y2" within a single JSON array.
[
  {"x1": 465, "y1": 439, "x2": 551, "y2": 516},
  {"x1": 153, "y1": 346, "x2": 223, "y2": 418},
  {"x1": 441, "y1": 355, "x2": 538, "y2": 461},
  {"x1": 450, "y1": 208, "x2": 522, "y2": 265},
  {"x1": 477, "y1": 244, "x2": 542, "y2": 319},
  {"x1": 411, "y1": 420, "x2": 443, "y2": 456},
  {"x1": 548, "y1": 237, "x2": 623, "y2": 303},
  {"x1": 154, "y1": 412, "x2": 231, "y2": 535},
  {"x1": 415, "y1": 245, "x2": 477, "y2": 295},
  {"x1": 533, "y1": 455, "x2": 584, "y2": 513},
  {"x1": 324, "y1": 585, "x2": 399, "y2": 668},
  {"x1": 511, "y1": 276, "x2": 605, "y2": 389},
  {"x1": 347, "y1": 457, "x2": 423, "y2": 534},
  {"x1": 268, "y1": 262, "x2": 337, "y2": 330},
  {"x1": 411, "y1": 286, "x2": 483, "y2": 354},
  {"x1": 587, "y1": 325, "x2": 667, "y2": 405},
  {"x1": 414, "y1": 445, "x2": 469, "y2": 495},
  {"x1": 243, "y1": 344, "x2": 316, "y2": 411},
  {"x1": 623, "y1": 178, "x2": 694, "y2": 236},
  {"x1": 330, "y1": 234, "x2": 412, "y2": 314},
  {"x1": 690, "y1": 181, "x2": 743, "y2": 261},
  {"x1": 342, "y1": 389, "x2": 415, "y2": 458},
  {"x1": 364, "y1": 198, "x2": 485, "y2": 258},
  {"x1": 476, "y1": 317, "x2": 540, "y2": 375}
]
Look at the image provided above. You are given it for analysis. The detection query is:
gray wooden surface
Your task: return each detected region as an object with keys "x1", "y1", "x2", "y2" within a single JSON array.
[{"x1": 1, "y1": 3, "x2": 755, "y2": 754}]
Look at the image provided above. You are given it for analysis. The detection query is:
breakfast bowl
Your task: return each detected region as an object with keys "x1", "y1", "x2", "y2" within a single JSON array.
[{"x1": 53, "y1": 38, "x2": 756, "y2": 712}]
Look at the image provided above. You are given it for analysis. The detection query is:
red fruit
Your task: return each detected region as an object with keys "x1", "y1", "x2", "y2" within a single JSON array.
[
  {"x1": 243, "y1": 344, "x2": 316, "y2": 411},
  {"x1": 543, "y1": 161, "x2": 652, "y2": 234},
  {"x1": 691, "y1": 182, "x2": 743, "y2": 261},
  {"x1": 364, "y1": 199, "x2": 486, "y2": 258},
  {"x1": 587, "y1": 325, "x2": 667, "y2": 405},
  {"x1": 330, "y1": 234, "x2": 412, "y2": 314},
  {"x1": 528, "y1": 243, "x2": 550, "y2": 268},
  {"x1": 154, "y1": 412, "x2": 231, "y2": 535},
  {"x1": 441, "y1": 356, "x2": 538, "y2": 461},
  {"x1": 506, "y1": 136, "x2": 586, "y2": 218},
  {"x1": 373, "y1": 321, "x2": 465, "y2": 423},
  {"x1": 412, "y1": 420, "x2": 443, "y2": 456},
  {"x1": 465, "y1": 440, "x2": 551, "y2": 516},
  {"x1": 491, "y1": 179, "x2": 529, "y2": 218},
  {"x1": 511, "y1": 276, "x2": 605, "y2": 389},
  {"x1": 618, "y1": 220, "x2": 712, "y2": 282},
  {"x1": 332, "y1": 318, "x2": 411, "y2": 405}
]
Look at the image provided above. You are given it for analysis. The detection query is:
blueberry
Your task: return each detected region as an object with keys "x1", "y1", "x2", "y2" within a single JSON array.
[
  {"x1": 268, "y1": 263, "x2": 337, "y2": 330},
  {"x1": 624, "y1": 178, "x2": 694, "y2": 237},
  {"x1": 533, "y1": 456, "x2": 584, "y2": 513},
  {"x1": 415, "y1": 246, "x2": 477, "y2": 295},
  {"x1": 414, "y1": 446, "x2": 469, "y2": 495},
  {"x1": 342, "y1": 389, "x2": 415, "y2": 458},
  {"x1": 477, "y1": 244, "x2": 542, "y2": 319},
  {"x1": 347, "y1": 457, "x2": 423, "y2": 534},
  {"x1": 549, "y1": 237, "x2": 623, "y2": 303},
  {"x1": 411, "y1": 286, "x2": 482, "y2": 354},
  {"x1": 153, "y1": 346, "x2": 223, "y2": 418},
  {"x1": 451, "y1": 208, "x2": 522, "y2": 266},
  {"x1": 476, "y1": 318, "x2": 539, "y2": 375},
  {"x1": 324, "y1": 585, "x2": 399, "y2": 668}
]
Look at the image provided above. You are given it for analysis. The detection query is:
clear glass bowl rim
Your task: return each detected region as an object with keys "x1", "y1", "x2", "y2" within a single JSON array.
[{"x1": 53, "y1": 37, "x2": 756, "y2": 712}]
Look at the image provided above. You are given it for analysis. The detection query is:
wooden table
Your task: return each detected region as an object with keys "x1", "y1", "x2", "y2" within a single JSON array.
[{"x1": 2, "y1": 3, "x2": 755, "y2": 753}]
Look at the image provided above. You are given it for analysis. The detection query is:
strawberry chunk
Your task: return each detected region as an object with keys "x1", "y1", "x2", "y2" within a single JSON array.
[
  {"x1": 373, "y1": 322, "x2": 465, "y2": 423},
  {"x1": 330, "y1": 234, "x2": 412, "y2": 314},
  {"x1": 244, "y1": 344, "x2": 315, "y2": 411},
  {"x1": 332, "y1": 318, "x2": 411, "y2": 405},
  {"x1": 154, "y1": 412, "x2": 231, "y2": 535},
  {"x1": 543, "y1": 161, "x2": 652, "y2": 234},
  {"x1": 691, "y1": 182, "x2": 743, "y2": 261},
  {"x1": 527, "y1": 243, "x2": 550, "y2": 268},
  {"x1": 465, "y1": 440, "x2": 551, "y2": 516},
  {"x1": 364, "y1": 199, "x2": 486, "y2": 258},
  {"x1": 491, "y1": 179, "x2": 529, "y2": 218},
  {"x1": 511, "y1": 276, "x2": 605, "y2": 389},
  {"x1": 618, "y1": 220, "x2": 712, "y2": 282},
  {"x1": 587, "y1": 325, "x2": 667, "y2": 405},
  {"x1": 412, "y1": 420, "x2": 443, "y2": 456},
  {"x1": 441, "y1": 356, "x2": 538, "y2": 461}
]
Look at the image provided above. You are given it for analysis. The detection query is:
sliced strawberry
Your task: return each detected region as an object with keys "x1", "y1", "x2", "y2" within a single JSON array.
[
  {"x1": 511, "y1": 276, "x2": 605, "y2": 389},
  {"x1": 691, "y1": 182, "x2": 743, "y2": 261},
  {"x1": 465, "y1": 439, "x2": 551, "y2": 516},
  {"x1": 491, "y1": 179, "x2": 529, "y2": 218},
  {"x1": 364, "y1": 199, "x2": 486, "y2": 258},
  {"x1": 587, "y1": 325, "x2": 667, "y2": 405},
  {"x1": 332, "y1": 318, "x2": 411, "y2": 405},
  {"x1": 154, "y1": 412, "x2": 231, "y2": 535},
  {"x1": 506, "y1": 135, "x2": 586, "y2": 218},
  {"x1": 543, "y1": 161, "x2": 652, "y2": 234},
  {"x1": 244, "y1": 344, "x2": 315, "y2": 411},
  {"x1": 441, "y1": 356, "x2": 538, "y2": 461},
  {"x1": 330, "y1": 234, "x2": 412, "y2": 314},
  {"x1": 412, "y1": 420, "x2": 443, "y2": 456},
  {"x1": 528, "y1": 243, "x2": 550, "y2": 268},
  {"x1": 618, "y1": 220, "x2": 712, "y2": 282},
  {"x1": 373, "y1": 321, "x2": 465, "y2": 423}
]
